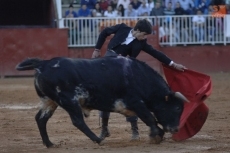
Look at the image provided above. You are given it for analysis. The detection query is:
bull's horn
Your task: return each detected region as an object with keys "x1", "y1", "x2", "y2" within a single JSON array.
[{"x1": 175, "y1": 92, "x2": 190, "y2": 103}]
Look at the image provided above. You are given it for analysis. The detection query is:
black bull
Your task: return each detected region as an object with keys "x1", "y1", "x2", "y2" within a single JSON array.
[{"x1": 16, "y1": 56, "x2": 189, "y2": 148}]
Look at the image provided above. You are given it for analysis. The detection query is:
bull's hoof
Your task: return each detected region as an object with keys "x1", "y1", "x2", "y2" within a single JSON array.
[
  {"x1": 99, "y1": 126, "x2": 110, "y2": 140},
  {"x1": 44, "y1": 142, "x2": 55, "y2": 148},
  {"x1": 98, "y1": 140, "x2": 105, "y2": 146},
  {"x1": 149, "y1": 135, "x2": 163, "y2": 144}
]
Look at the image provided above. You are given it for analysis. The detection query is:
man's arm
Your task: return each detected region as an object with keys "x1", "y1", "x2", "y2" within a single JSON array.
[
  {"x1": 92, "y1": 23, "x2": 125, "y2": 58},
  {"x1": 142, "y1": 42, "x2": 186, "y2": 71}
]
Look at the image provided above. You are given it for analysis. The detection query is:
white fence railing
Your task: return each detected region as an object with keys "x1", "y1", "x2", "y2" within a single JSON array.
[{"x1": 63, "y1": 15, "x2": 230, "y2": 47}]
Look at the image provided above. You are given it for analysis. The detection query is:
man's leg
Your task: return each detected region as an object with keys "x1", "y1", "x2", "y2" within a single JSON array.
[
  {"x1": 126, "y1": 116, "x2": 140, "y2": 140},
  {"x1": 99, "y1": 111, "x2": 111, "y2": 140}
]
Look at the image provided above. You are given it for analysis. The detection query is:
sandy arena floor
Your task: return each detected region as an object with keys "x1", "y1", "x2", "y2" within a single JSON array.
[{"x1": 0, "y1": 72, "x2": 230, "y2": 153}]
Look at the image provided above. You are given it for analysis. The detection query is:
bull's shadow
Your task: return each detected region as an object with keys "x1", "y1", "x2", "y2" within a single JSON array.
[{"x1": 16, "y1": 56, "x2": 188, "y2": 148}]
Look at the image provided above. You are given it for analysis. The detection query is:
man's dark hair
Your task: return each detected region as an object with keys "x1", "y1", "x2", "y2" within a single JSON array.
[{"x1": 134, "y1": 19, "x2": 152, "y2": 34}]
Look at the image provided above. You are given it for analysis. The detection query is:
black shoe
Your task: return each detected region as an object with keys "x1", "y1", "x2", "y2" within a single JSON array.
[{"x1": 99, "y1": 126, "x2": 110, "y2": 140}]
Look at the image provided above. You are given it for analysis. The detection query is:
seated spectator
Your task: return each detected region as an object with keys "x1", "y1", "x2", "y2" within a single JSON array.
[
  {"x1": 192, "y1": 9, "x2": 205, "y2": 42},
  {"x1": 164, "y1": 2, "x2": 175, "y2": 24},
  {"x1": 197, "y1": 0, "x2": 209, "y2": 14},
  {"x1": 130, "y1": 0, "x2": 142, "y2": 10},
  {"x1": 125, "y1": 4, "x2": 138, "y2": 17},
  {"x1": 151, "y1": 2, "x2": 164, "y2": 16},
  {"x1": 147, "y1": 0, "x2": 154, "y2": 10},
  {"x1": 117, "y1": 0, "x2": 130, "y2": 9},
  {"x1": 137, "y1": 0, "x2": 151, "y2": 16},
  {"x1": 78, "y1": 4, "x2": 91, "y2": 17},
  {"x1": 165, "y1": 0, "x2": 177, "y2": 10},
  {"x1": 92, "y1": 2, "x2": 103, "y2": 17},
  {"x1": 104, "y1": 5, "x2": 117, "y2": 17},
  {"x1": 110, "y1": 0, "x2": 118, "y2": 10},
  {"x1": 178, "y1": 0, "x2": 194, "y2": 14},
  {"x1": 117, "y1": 4, "x2": 125, "y2": 17},
  {"x1": 187, "y1": 3, "x2": 196, "y2": 15},
  {"x1": 100, "y1": 0, "x2": 109, "y2": 12},
  {"x1": 164, "y1": 2, "x2": 175, "y2": 15},
  {"x1": 65, "y1": 4, "x2": 78, "y2": 44},
  {"x1": 65, "y1": 4, "x2": 78, "y2": 18},
  {"x1": 81, "y1": 0, "x2": 97, "y2": 10},
  {"x1": 174, "y1": 2, "x2": 185, "y2": 15},
  {"x1": 78, "y1": 4, "x2": 92, "y2": 31}
]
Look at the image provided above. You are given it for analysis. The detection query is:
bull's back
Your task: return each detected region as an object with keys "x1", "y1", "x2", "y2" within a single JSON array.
[{"x1": 37, "y1": 57, "x2": 128, "y2": 93}]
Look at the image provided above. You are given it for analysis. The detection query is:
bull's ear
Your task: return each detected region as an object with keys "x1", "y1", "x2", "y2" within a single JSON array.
[{"x1": 174, "y1": 92, "x2": 190, "y2": 103}]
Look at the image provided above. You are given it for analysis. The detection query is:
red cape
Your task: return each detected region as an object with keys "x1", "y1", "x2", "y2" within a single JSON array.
[{"x1": 162, "y1": 65, "x2": 212, "y2": 141}]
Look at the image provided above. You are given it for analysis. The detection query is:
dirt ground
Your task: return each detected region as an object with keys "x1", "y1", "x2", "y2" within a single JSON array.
[{"x1": 0, "y1": 72, "x2": 230, "y2": 153}]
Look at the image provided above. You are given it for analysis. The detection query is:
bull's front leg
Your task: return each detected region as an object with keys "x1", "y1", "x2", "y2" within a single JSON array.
[
  {"x1": 128, "y1": 100, "x2": 164, "y2": 144},
  {"x1": 58, "y1": 93, "x2": 101, "y2": 144}
]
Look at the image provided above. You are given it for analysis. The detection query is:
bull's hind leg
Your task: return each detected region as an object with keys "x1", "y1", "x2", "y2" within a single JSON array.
[
  {"x1": 35, "y1": 97, "x2": 58, "y2": 148},
  {"x1": 127, "y1": 100, "x2": 164, "y2": 144},
  {"x1": 58, "y1": 94, "x2": 101, "y2": 144}
]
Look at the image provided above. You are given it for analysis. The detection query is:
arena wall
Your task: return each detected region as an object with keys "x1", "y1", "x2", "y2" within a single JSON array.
[
  {"x1": 1, "y1": 30, "x2": 230, "y2": 78},
  {"x1": 0, "y1": 28, "x2": 68, "y2": 77}
]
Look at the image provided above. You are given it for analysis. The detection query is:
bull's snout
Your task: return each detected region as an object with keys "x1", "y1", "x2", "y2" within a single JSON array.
[{"x1": 164, "y1": 126, "x2": 179, "y2": 134}]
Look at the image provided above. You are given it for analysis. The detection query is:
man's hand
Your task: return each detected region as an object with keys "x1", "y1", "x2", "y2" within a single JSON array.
[
  {"x1": 172, "y1": 63, "x2": 187, "y2": 71},
  {"x1": 92, "y1": 49, "x2": 101, "y2": 58}
]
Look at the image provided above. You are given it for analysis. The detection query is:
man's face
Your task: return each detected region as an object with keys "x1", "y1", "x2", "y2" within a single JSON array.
[
  {"x1": 82, "y1": 5, "x2": 87, "y2": 10},
  {"x1": 135, "y1": 30, "x2": 148, "y2": 40},
  {"x1": 156, "y1": 2, "x2": 160, "y2": 8}
]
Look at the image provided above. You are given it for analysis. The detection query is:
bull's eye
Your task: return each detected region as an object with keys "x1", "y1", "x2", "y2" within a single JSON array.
[{"x1": 175, "y1": 106, "x2": 181, "y2": 111}]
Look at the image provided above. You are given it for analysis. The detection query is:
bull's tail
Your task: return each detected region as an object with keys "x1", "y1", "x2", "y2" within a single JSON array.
[{"x1": 16, "y1": 58, "x2": 43, "y2": 71}]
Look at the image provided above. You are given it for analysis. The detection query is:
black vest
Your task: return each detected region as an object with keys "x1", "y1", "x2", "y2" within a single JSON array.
[{"x1": 112, "y1": 39, "x2": 138, "y2": 56}]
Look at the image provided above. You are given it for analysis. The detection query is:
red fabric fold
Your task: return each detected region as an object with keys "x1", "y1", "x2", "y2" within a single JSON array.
[{"x1": 162, "y1": 65, "x2": 212, "y2": 141}]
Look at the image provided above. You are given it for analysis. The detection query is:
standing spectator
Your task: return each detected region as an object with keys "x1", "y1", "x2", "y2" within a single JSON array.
[
  {"x1": 117, "y1": 4, "x2": 125, "y2": 17},
  {"x1": 192, "y1": 9, "x2": 205, "y2": 42},
  {"x1": 81, "y1": 0, "x2": 97, "y2": 10},
  {"x1": 104, "y1": 5, "x2": 117, "y2": 17},
  {"x1": 159, "y1": 22, "x2": 169, "y2": 43},
  {"x1": 178, "y1": 13, "x2": 191, "y2": 43},
  {"x1": 137, "y1": 0, "x2": 151, "y2": 16},
  {"x1": 110, "y1": 0, "x2": 118, "y2": 10},
  {"x1": 65, "y1": 4, "x2": 78, "y2": 18},
  {"x1": 130, "y1": 0, "x2": 142, "y2": 10},
  {"x1": 178, "y1": 0, "x2": 194, "y2": 14},
  {"x1": 206, "y1": 5, "x2": 215, "y2": 41},
  {"x1": 100, "y1": 0, "x2": 109, "y2": 12},
  {"x1": 174, "y1": 2, "x2": 185, "y2": 15},
  {"x1": 117, "y1": 0, "x2": 130, "y2": 9},
  {"x1": 169, "y1": 22, "x2": 180, "y2": 43},
  {"x1": 125, "y1": 4, "x2": 138, "y2": 17},
  {"x1": 92, "y1": 2, "x2": 103, "y2": 17}
]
